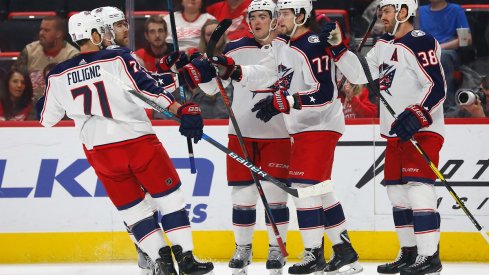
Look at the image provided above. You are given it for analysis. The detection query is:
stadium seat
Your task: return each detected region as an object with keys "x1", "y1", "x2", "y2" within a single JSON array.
[
  {"x1": 315, "y1": 9, "x2": 351, "y2": 35},
  {"x1": 1, "y1": 12, "x2": 55, "y2": 51},
  {"x1": 0, "y1": 0, "x2": 7, "y2": 20},
  {"x1": 8, "y1": 0, "x2": 66, "y2": 15},
  {"x1": 0, "y1": 52, "x2": 19, "y2": 81},
  {"x1": 133, "y1": 11, "x2": 168, "y2": 50},
  {"x1": 462, "y1": 4, "x2": 489, "y2": 58}
]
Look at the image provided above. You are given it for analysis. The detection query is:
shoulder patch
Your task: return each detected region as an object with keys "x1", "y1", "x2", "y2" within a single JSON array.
[
  {"x1": 308, "y1": 35, "x2": 320, "y2": 44},
  {"x1": 106, "y1": 45, "x2": 121, "y2": 50},
  {"x1": 411, "y1": 30, "x2": 426, "y2": 37}
]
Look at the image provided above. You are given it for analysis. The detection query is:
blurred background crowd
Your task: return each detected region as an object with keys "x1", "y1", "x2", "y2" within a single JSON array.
[{"x1": 0, "y1": 0, "x2": 488, "y2": 121}]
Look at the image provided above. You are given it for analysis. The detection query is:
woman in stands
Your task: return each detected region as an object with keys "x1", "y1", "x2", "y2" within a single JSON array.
[
  {"x1": 0, "y1": 69, "x2": 33, "y2": 121},
  {"x1": 164, "y1": 0, "x2": 216, "y2": 54}
]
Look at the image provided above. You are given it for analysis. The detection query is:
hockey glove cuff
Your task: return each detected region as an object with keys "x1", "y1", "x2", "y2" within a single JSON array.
[
  {"x1": 210, "y1": 55, "x2": 242, "y2": 81},
  {"x1": 177, "y1": 103, "x2": 204, "y2": 143},
  {"x1": 320, "y1": 22, "x2": 348, "y2": 61},
  {"x1": 157, "y1": 51, "x2": 190, "y2": 73},
  {"x1": 251, "y1": 90, "x2": 301, "y2": 122},
  {"x1": 181, "y1": 57, "x2": 216, "y2": 89},
  {"x1": 389, "y1": 104, "x2": 433, "y2": 141}
]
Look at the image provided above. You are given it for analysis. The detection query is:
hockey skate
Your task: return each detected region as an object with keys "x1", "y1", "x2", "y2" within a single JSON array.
[
  {"x1": 399, "y1": 250, "x2": 442, "y2": 275},
  {"x1": 324, "y1": 231, "x2": 363, "y2": 275},
  {"x1": 288, "y1": 246, "x2": 326, "y2": 275},
  {"x1": 229, "y1": 244, "x2": 252, "y2": 275},
  {"x1": 172, "y1": 245, "x2": 214, "y2": 275},
  {"x1": 266, "y1": 245, "x2": 286, "y2": 275},
  {"x1": 154, "y1": 246, "x2": 178, "y2": 275},
  {"x1": 136, "y1": 245, "x2": 155, "y2": 275},
  {"x1": 377, "y1": 246, "x2": 417, "y2": 274}
]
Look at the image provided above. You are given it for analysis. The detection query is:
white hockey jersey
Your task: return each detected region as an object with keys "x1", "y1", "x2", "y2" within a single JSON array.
[
  {"x1": 164, "y1": 12, "x2": 216, "y2": 52},
  {"x1": 40, "y1": 47, "x2": 175, "y2": 149},
  {"x1": 239, "y1": 32, "x2": 345, "y2": 135},
  {"x1": 336, "y1": 30, "x2": 446, "y2": 138},
  {"x1": 216, "y1": 37, "x2": 289, "y2": 139}
]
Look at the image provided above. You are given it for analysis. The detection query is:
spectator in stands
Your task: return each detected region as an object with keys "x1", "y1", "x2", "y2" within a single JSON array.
[
  {"x1": 199, "y1": 19, "x2": 227, "y2": 56},
  {"x1": 419, "y1": 0, "x2": 472, "y2": 112},
  {"x1": 184, "y1": 20, "x2": 230, "y2": 119},
  {"x1": 207, "y1": 0, "x2": 252, "y2": 40},
  {"x1": 339, "y1": 81, "x2": 378, "y2": 119},
  {"x1": 12, "y1": 16, "x2": 79, "y2": 101},
  {"x1": 446, "y1": 74, "x2": 489, "y2": 118},
  {"x1": 135, "y1": 15, "x2": 174, "y2": 72},
  {"x1": 0, "y1": 69, "x2": 33, "y2": 121},
  {"x1": 164, "y1": 0, "x2": 216, "y2": 54},
  {"x1": 43, "y1": 63, "x2": 58, "y2": 80}
]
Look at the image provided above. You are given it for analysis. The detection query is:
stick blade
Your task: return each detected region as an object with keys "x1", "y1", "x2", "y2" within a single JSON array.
[
  {"x1": 206, "y1": 19, "x2": 232, "y2": 58},
  {"x1": 296, "y1": 180, "x2": 334, "y2": 198},
  {"x1": 480, "y1": 227, "x2": 489, "y2": 245}
]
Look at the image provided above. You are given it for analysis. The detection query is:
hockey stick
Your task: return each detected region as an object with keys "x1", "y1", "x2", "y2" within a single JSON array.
[
  {"x1": 337, "y1": 12, "x2": 378, "y2": 91},
  {"x1": 127, "y1": 88, "x2": 333, "y2": 200},
  {"x1": 98, "y1": 66, "x2": 333, "y2": 198},
  {"x1": 357, "y1": 54, "x2": 489, "y2": 244},
  {"x1": 206, "y1": 18, "x2": 287, "y2": 256},
  {"x1": 168, "y1": 0, "x2": 196, "y2": 174}
]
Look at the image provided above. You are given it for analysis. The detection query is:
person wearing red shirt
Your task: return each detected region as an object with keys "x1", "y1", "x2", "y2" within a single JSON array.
[
  {"x1": 207, "y1": 0, "x2": 252, "y2": 40},
  {"x1": 339, "y1": 81, "x2": 378, "y2": 119},
  {"x1": 135, "y1": 15, "x2": 174, "y2": 72}
]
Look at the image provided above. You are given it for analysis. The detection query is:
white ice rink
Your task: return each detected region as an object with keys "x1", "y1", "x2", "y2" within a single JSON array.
[{"x1": 0, "y1": 261, "x2": 488, "y2": 275}]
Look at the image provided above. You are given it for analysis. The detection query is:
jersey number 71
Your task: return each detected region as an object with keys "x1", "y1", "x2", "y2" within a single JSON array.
[{"x1": 71, "y1": 81, "x2": 113, "y2": 118}]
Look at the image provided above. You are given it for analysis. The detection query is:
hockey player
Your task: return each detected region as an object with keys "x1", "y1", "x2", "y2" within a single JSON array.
[
  {"x1": 200, "y1": 0, "x2": 291, "y2": 274},
  {"x1": 91, "y1": 7, "x2": 177, "y2": 274},
  {"x1": 92, "y1": 6, "x2": 177, "y2": 93},
  {"x1": 40, "y1": 11, "x2": 214, "y2": 275},
  {"x1": 321, "y1": 0, "x2": 445, "y2": 274},
  {"x1": 197, "y1": 0, "x2": 363, "y2": 274}
]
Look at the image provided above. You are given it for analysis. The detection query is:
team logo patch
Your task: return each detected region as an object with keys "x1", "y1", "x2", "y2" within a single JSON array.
[
  {"x1": 378, "y1": 62, "x2": 396, "y2": 96},
  {"x1": 252, "y1": 64, "x2": 293, "y2": 98},
  {"x1": 411, "y1": 30, "x2": 426, "y2": 37},
  {"x1": 308, "y1": 35, "x2": 321, "y2": 43},
  {"x1": 270, "y1": 64, "x2": 294, "y2": 91}
]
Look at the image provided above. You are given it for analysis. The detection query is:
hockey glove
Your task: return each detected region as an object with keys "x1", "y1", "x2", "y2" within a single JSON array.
[
  {"x1": 320, "y1": 22, "x2": 348, "y2": 61},
  {"x1": 251, "y1": 90, "x2": 302, "y2": 122},
  {"x1": 210, "y1": 55, "x2": 242, "y2": 81},
  {"x1": 180, "y1": 57, "x2": 216, "y2": 89},
  {"x1": 389, "y1": 104, "x2": 433, "y2": 142},
  {"x1": 177, "y1": 103, "x2": 204, "y2": 143},
  {"x1": 157, "y1": 51, "x2": 190, "y2": 73}
]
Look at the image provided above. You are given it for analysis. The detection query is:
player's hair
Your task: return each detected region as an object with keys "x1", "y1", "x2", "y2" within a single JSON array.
[
  {"x1": 401, "y1": 4, "x2": 415, "y2": 24},
  {"x1": 304, "y1": 9, "x2": 319, "y2": 32},
  {"x1": 144, "y1": 15, "x2": 167, "y2": 34},
  {"x1": 0, "y1": 69, "x2": 33, "y2": 120},
  {"x1": 43, "y1": 15, "x2": 67, "y2": 37},
  {"x1": 481, "y1": 75, "x2": 489, "y2": 90},
  {"x1": 75, "y1": 27, "x2": 101, "y2": 47}
]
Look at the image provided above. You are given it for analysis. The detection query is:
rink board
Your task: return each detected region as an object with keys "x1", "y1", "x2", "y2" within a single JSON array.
[{"x1": 0, "y1": 120, "x2": 488, "y2": 262}]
